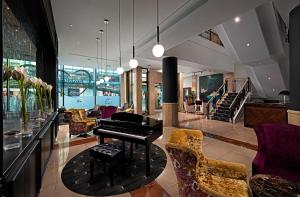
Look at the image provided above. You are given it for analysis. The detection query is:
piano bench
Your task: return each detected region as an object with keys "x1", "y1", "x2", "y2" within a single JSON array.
[{"x1": 89, "y1": 143, "x2": 124, "y2": 186}]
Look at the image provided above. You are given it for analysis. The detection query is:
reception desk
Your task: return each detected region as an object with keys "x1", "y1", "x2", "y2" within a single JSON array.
[{"x1": 244, "y1": 103, "x2": 288, "y2": 127}]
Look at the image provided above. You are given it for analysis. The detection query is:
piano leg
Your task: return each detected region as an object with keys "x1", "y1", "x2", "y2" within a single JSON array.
[
  {"x1": 99, "y1": 136, "x2": 104, "y2": 144},
  {"x1": 130, "y1": 143, "x2": 133, "y2": 160},
  {"x1": 146, "y1": 142, "x2": 150, "y2": 176}
]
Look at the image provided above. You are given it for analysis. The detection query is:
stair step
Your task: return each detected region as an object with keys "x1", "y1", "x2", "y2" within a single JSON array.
[{"x1": 212, "y1": 116, "x2": 230, "y2": 122}]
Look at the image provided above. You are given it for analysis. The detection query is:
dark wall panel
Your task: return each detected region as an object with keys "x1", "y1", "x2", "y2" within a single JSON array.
[{"x1": 290, "y1": 5, "x2": 300, "y2": 111}]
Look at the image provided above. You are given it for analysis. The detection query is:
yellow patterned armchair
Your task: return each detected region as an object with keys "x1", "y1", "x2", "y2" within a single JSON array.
[
  {"x1": 65, "y1": 109, "x2": 96, "y2": 137},
  {"x1": 165, "y1": 128, "x2": 250, "y2": 197}
]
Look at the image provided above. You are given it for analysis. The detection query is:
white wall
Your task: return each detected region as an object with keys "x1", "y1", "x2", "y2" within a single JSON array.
[{"x1": 183, "y1": 76, "x2": 192, "y2": 88}]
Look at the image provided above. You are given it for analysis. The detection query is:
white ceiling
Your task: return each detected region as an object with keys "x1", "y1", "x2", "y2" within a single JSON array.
[{"x1": 51, "y1": 0, "x2": 271, "y2": 73}]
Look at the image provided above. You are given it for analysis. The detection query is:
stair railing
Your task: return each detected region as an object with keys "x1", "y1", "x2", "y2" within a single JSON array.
[
  {"x1": 229, "y1": 78, "x2": 250, "y2": 121},
  {"x1": 206, "y1": 80, "x2": 228, "y2": 118}
]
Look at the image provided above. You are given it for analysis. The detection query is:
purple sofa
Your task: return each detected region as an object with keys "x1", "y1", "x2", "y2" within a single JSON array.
[{"x1": 253, "y1": 123, "x2": 300, "y2": 183}]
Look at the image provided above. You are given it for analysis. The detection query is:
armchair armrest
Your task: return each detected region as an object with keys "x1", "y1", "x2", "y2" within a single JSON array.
[
  {"x1": 252, "y1": 152, "x2": 266, "y2": 175},
  {"x1": 205, "y1": 158, "x2": 247, "y2": 180}
]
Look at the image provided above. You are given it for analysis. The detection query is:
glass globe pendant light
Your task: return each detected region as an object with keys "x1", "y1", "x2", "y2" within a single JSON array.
[
  {"x1": 104, "y1": 19, "x2": 111, "y2": 82},
  {"x1": 129, "y1": 0, "x2": 138, "y2": 68},
  {"x1": 152, "y1": 0, "x2": 164, "y2": 58},
  {"x1": 116, "y1": 0, "x2": 124, "y2": 75}
]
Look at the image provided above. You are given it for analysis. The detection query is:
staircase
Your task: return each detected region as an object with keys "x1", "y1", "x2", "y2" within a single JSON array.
[{"x1": 211, "y1": 93, "x2": 238, "y2": 122}]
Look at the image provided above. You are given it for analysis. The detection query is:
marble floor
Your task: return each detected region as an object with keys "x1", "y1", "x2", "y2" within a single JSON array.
[{"x1": 40, "y1": 112, "x2": 257, "y2": 197}]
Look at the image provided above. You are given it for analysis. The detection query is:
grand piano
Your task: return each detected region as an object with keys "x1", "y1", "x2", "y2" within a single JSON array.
[{"x1": 93, "y1": 112, "x2": 163, "y2": 176}]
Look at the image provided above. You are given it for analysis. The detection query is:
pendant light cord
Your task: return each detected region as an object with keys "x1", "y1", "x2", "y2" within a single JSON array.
[
  {"x1": 132, "y1": 0, "x2": 135, "y2": 58},
  {"x1": 96, "y1": 38, "x2": 99, "y2": 69},
  {"x1": 156, "y1": 0, "x2": 159, "y2": 43},
  {"x1": 105, "y1": 21, "x2": 108, "y2": 74},
  {"x1": 119, "y1": 0, "x2": 122, "y2": 67},
  {"x1": 100, "y1": 32, "x2": 103, "y2": 75}
]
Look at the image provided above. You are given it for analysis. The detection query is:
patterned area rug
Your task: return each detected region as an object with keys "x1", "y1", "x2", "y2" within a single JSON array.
[{"x1": 61, "y1": 142, "x2": 167, "y2": 196}]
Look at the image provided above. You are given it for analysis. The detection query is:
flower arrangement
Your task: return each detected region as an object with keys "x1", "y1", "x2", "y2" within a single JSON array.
[
  {"x1": 11, "y1": 66, "x2": 28, "y2": 126},
  {"x1": 32, "y1": 77, "x2": 44, "y2": 113},
  {"x1": 46, "y1": 84, "x2": 53, "y2": 109},
  {"x1": 2, "y1": 66, "x2": 54, "y2": 128}
]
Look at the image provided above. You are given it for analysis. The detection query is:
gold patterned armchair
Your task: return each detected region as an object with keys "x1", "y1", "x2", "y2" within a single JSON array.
[
  {"x1": 165, "y1": 128, "x2": 250, "y2": 197},
  {"x1": 65, "y1": 109, "x2": 96, "y2": 137}
]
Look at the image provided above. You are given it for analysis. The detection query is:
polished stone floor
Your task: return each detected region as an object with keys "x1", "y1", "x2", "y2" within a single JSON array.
[{"x1": 40, "y1": 112, "x2": 257, "y2": 197}]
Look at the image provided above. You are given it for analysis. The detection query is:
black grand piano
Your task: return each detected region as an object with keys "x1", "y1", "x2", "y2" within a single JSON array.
[{"x1": 93, "y1": 112, "x2": 163, "y2": 176}]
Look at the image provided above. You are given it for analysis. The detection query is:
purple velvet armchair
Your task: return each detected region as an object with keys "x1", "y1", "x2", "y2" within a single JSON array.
[
  {"x1": 253, "y1": 123, "x2": 300, "y2": 183},
  {"x1": 100, "y1": 106, "x2": 117, "y2": 119}
]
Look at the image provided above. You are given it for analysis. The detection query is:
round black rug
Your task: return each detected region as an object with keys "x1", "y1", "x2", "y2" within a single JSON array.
[{"x1": 61, "y1": 141, "x2": 167, "y2": 196}]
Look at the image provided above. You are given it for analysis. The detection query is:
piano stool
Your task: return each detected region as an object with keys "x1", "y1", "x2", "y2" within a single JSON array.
[{"x1": 89, "y1": 143, "x2": 124, "y2": 186}]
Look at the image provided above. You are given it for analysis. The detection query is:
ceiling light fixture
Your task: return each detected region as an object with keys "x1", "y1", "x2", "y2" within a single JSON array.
[
  {"x1": 99, "y1": 30, "x2": 105, "y2": 84},
  {"x1": 246, "y1": 43, "x2": 250, "y2": 47},
  {"x1": 117, "y1": 0, "x2": 124, "y2": 75},
  {"x1": 234, "y1": 17, "x2": 240, "y2": 23},
  {"x1": 104, "y1": 19, "x2": 111, "y2": 82},
  {"x1": 152, "y1": 0, "x2": 165, "y2": 58},
  {"x1": 129, "y1": 0, "x2": 138, "y2": 68}
]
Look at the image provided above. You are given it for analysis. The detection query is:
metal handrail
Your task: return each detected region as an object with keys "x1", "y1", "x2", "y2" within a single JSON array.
[
  {"x1": 206, "y1": 80, "x2": 227, "y2": 107},
  {"x1": 229, "y1": 78, "x2": 249, "y2": 110}
]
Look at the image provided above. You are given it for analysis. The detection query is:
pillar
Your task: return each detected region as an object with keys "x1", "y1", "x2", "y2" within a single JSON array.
[
  {"x1": 133, "y1": 67, "x2": 142, "y2": 115},
  {"x1": 288, "y1": 5, "x2": 300, "y2": 126},
  {"x1": 163, "y1": 57, "x2": 178, "y2": 127}
]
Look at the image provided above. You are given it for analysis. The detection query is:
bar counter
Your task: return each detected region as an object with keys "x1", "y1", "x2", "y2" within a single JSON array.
[{"x1": 244, "y1": 103, "x2": 288, "y2": 127}]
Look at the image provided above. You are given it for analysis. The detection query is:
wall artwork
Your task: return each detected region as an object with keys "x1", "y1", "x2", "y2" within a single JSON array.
[{"x1": 199, "y1": 73, "x2": 223, "y2": 102}]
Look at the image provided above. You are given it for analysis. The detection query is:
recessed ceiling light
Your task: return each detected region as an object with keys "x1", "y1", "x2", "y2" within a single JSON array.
[
  {"x1": 246, "y1": 43, "x2": 250, "y2": 47},
  {"x1": 272, "y1": 88, "x2": 275, "y2": 92},
  {"x1": 69, "y1": 24, "x2": 73, "y2": 27},
  {"x1": 234, "y1": 17, "x2": 241, "y2": 23},
  {"x1": 268, "y1": 77, "x2": 271, "y2": 80}
]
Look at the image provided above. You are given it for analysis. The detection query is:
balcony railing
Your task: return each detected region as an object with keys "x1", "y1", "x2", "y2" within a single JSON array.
[{"x1": 199, "y1": 29, "x2": 224, "y2": 47}]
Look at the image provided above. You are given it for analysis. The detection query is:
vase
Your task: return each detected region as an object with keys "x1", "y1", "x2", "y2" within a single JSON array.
[
  {"x1": 3, "y1": 130, "x2": 22, "y2": 151},
  {"x1": 3, "y1": 112, "x2": 22, "y2": 150},
  {"x1": 20, "y1": 113, "x2": 33, "y2": 137}
]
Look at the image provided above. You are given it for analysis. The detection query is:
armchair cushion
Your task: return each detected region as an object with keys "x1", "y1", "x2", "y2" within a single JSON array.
[
  {"x1": 166, "y1": 128, "x2": 249, "y2": 197},
  {"x1": 205, "y1": 159, "x2": 247, "y2": 180}
]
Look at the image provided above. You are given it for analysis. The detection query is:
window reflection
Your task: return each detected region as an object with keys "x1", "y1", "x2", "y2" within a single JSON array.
[
  {"x1": 2, "y1": 1, "x2": 37, "y2": 113},
  {"x1": 58, "y1": 65, "x2": 120, "y2": 109}
]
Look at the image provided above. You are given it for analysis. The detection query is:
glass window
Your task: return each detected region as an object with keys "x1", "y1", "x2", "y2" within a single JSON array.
[
  {"x1": 58, "y1": 64, "x2": 120, "y2": 109},
  {"x1": 2, "y1": 1, "x2": 37, "y2": 114}
]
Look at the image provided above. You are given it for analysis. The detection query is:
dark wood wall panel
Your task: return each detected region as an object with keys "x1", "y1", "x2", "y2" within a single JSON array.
[{"x1": 244, "y1": 103, "x2": 288, "y2": 127}]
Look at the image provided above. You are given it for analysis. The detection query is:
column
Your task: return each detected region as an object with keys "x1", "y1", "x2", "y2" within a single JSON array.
[
  {"x1": 288, "y1": 5, "x2": 300, "y2": 126},
  {"x1": 163, "y1": 57, "x2": 178, "y2": 127},
  {"x1": 133, "y1": 67, "x2": 142, "y2": 115}
]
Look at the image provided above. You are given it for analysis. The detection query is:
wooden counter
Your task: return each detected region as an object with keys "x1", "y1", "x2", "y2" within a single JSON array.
[{"x1": 244, "y1": 103, "x2": 288, "y2": 127}]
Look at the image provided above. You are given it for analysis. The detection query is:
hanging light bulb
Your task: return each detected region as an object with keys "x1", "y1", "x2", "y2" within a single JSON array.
[
  {"x1": 152, "y1": 0, "x2": 164, "y2": 58},
  {"x1": 117, "y1": 67, "x2": 124, "y2": 75},
  {"x1": 104, "y1": 75, "x2": 110, "y2": 82},
  {"x1": 129, "y1": 0, "x2": 138, "y2": 68},
  {"x1": 152, "y1": 43, "x2": 164, "y2": 57},
  {"x1": 129, "y1": 58, "x2": 138, "y2": 68}
]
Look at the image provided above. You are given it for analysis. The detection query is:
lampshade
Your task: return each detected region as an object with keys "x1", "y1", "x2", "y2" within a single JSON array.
[
  {"x1": 152, "y1": 44, "x2": 164, "y2": 57},
  {"x1": 129, "y1": 58, "x2": 138, "y2": 68},
  {"x1": 116, "y1": 67, "x2": 124, "y2": 75}
]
